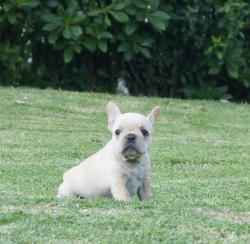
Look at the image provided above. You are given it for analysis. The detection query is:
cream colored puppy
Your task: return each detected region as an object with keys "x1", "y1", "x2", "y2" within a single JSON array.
[{"x1": 57, "y1": 102, "x2": 160, "y2": 201}]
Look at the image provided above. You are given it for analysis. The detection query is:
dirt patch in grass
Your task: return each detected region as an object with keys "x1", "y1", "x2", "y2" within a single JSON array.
[
  {"x1": 194, "y1": 208, "x2": 250, "y2": 224},
  {"x1": 73, "y1": 105, "x2": 104, "y2": 114},
  {"x1": 0, "y1": 203, "x2": 65, "y2": 215}
]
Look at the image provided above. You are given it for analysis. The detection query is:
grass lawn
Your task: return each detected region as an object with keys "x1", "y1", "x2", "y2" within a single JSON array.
[{"x1": 0, "y1": 87, "x2": 249, "y2": 243}]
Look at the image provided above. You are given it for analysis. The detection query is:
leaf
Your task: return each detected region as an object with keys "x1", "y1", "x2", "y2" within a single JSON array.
[
  {"x1": 43, "y1": 23, "x2": 59, "y2": 31},
  {"x1": 148, "y1": 0, "x2": 160, "y2": 10},
  {"x1": 243, "y1": 79, "x2": 250, "y2": 88},
  {"x1": 67, "y1": 0, "x2": 78, "y2": 11},
  {"x1": 47, "y1": 0, "x2": 59, "y2": 8},
  {"x1": 97, "y1": 32, "x2": 113, "y2": 39},
  {"x1": 111, "y1": 11, "x2": 129, "y2": 23},
  {"x1": 126, "y1": 6, "x2": 136, "y2": 15},
  {"x1": 151, "y1": 11, "x2": 170, "y2": 21},
  {"x1": 37, "y1": 65, "x2": 47, "y2": 76},
  {"x1": 8, "y1": 14, "x2": 17, "y2": 24},
  {"x1": 104, "y1": 15, "x2": 111, "y2": 26},
  {"x1": 124, "y1": 51, "x2": 133, "y2": 61},
  {"x1": 216, "y1": 85, "x2": 228, "y2": 94},
  {"x1": 19, "y1": 1, "x2": 40, "y2": 8},
  {"x1": 133, "y1": 1, "x2": 147, "y2": 9},
  {"x1": 118, "y1": 42, "x2": 130, "y2": 52},
  {"x1": 74, "y1": 45, "x2": 82, "y2": 53},
  {"x1": 208, "y1": 65, "x2": 221, "y2": 75},
  {"x1": 63, "y1": 48, "x2": 74, "y2": 63},
  {"x1": 72, "y1": 13, "x2": 86, "y2": 24},
  {"x1": 83, "y1": 40, "x2": 96, "y2": 52},
  {"x1": 125, "y1": 22, "x2": 138, "y2": 35},
  {"x1": 71, "y1": 26, "x2": 82, "y2": 37},
  {"x1": 57, "y1": 4, "x2": 65, "y2": 16},
  {"x1": 216, "y1": 52, "x2": 223, "y2": 60},
  {"x1": 148, "y1": 16, "x2": 166, "y2": 30},
  {"x1": 113, "y1": 2, "x2": 127, "y2": 10},
  {"x1": 140, "y1": 47, "x2": 151, "y2": 58},
  {"x1": 63, "y1": 26, "x2": 72, "y2": 39},
  {"x1": 54, "y1": 42, "x2": 67, "y2": 50},
  {"x1": 140, "y1": 38, "x2": 154, "y2": 47},
  {"x1": 227, "y1": 62, "x2": 239, "y2": 79},
  {"x1": 98, "y1": 41, "x2": 108, "y2": 53},
  {"x1": 42, "y1": 13, "x2": 60, "y2": 23},
  {"x1": 3, "y1": 3, "x2": 12, "y2": 12},
  {"x1": 48, "y1": 31, "x2": 60, "y2": 44},
  {"x1": 133, "y1": 44, "x2": 139, "y2": 53},
  {"x1": 88, "y1": 9, "x2": 99, "y2": 17}
]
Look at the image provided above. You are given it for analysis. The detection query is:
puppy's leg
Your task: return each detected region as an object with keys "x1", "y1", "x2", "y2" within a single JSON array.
[
  {"x1": 137, "y1": 177, "x2": 152, "y2": 201},
  {"x1": 110, "y1": 176, "x2": 130, "y2": 201},
  {"x1": 57, "y1": 182, "x2": 74, "y2": 198}
]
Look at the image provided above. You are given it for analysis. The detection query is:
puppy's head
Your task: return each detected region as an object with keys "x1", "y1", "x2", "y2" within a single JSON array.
[{"x1": 106, "y1": 102, "x2": 160, "y2": 162}]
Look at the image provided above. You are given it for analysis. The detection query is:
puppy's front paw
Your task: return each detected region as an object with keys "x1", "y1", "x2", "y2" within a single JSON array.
[
  {"x1": 111, "y1": 188, "x2": 130, "y2": 201},
  {"x1": 140, "y1": 193, "x2": 152, "y2": 201},
  {"x1": 137, "y1": 189, "x2": 152, "y2": 201},
  {"x1": 113, "y1": 194, "x2": 130, "y2": 201},
  {"x1": 110, "y1": 178, "x2": 130, "y2": 201},
  {"x1": 57, "y1": 183, "x2": 74, "y2": 198}
]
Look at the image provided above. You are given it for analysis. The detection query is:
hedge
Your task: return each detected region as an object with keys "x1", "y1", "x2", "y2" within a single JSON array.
[{"x1": 0, "y1": 0, "x2": 250, "y2": 101}]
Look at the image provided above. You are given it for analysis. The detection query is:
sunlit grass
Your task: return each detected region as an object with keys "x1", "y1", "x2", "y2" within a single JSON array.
[{"x1": 0, "y1": 87, "x2": 249, "y2": 243}]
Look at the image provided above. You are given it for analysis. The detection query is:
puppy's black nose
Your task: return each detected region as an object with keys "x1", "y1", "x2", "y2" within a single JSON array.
[{"x1": 126, "y1": 133, "x2": 136, "y2": 143}]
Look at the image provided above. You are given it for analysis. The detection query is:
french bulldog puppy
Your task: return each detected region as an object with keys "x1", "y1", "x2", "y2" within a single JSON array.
[{"x1": 57, "y1": 102, "x2": 160, "y2": 201}]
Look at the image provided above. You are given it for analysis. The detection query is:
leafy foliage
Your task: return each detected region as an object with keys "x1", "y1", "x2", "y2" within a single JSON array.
[
  {"x1": 0, "y1": 0, "x2": 169, "y2": 91},
  {"x1": 142, "y1": 0, "x2": 250, "y2": 100},
  {"x1": 0, "y1": 0, "x2": 250, "y2": 101}
]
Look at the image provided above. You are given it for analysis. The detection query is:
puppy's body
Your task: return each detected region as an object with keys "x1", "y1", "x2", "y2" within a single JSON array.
[
  {"x1": 58, "y1": 106, "x2": 159, "y2": 201},
  {"x1": 58, "y1": 141, "x2": 150, "y2": 199}
]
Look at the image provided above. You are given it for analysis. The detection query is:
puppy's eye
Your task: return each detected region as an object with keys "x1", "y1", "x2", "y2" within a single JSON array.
[
  {"x1": 115, "y1": 129, "x2": 121, "y2": 136},
  {"x1": 141, "y1": 129, "x2": 149, "y2": 137}
]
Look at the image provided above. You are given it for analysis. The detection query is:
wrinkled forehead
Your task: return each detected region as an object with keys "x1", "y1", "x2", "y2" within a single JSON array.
[{"x1": 113, "y1": 113, "x2": 153, "y2": 131}]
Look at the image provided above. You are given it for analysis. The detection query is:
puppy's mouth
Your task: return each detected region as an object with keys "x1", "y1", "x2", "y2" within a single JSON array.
[
  {"x1": 122, "y1": 145, "x2": 141, "y2": 162},
  {"x1": 122, "y1": 145, "x2": 140, "y2": 153}
]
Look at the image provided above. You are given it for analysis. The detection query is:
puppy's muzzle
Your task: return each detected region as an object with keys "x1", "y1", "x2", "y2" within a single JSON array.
[
  {"x1": 122, "y1": 133, "x2": 141, "y2": 162},
  {"x1": 126, "y1": 133, "x2": 136, "y2": 143},
  {"x1": 124, "y1": 133, "x2": 138, "y2": 151}
]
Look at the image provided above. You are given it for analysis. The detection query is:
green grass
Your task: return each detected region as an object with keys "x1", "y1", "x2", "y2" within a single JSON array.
[{"x1": 0, "y1": 87, "x2": 249, "y2": 243}]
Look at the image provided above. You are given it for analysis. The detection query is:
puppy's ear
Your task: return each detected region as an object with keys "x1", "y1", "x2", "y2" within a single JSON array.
[
  {"x1": 106, "y1": 102, "x2": 121, "y2": 130},
  {"x1": 148, "y1": 106, "x2": 160, "y2": 125}
]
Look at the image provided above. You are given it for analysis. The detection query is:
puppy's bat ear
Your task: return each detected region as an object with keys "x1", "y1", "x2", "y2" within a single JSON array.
[
  {"x1": 148, "y1": 106, "x2": 160, "y2": 125},
  {"x1": 106, "y1": 102, "x2": 121, "y2": 130}
]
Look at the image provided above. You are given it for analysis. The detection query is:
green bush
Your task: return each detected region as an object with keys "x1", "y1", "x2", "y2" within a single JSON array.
[
  {"x1": 0, "y1": 0, "x2": 169, "y2": 91},
  {"x1": 133, "y1": 0, "x2": 250, "y2": 100},
  {"x1": 0, "y1": 0, "x2": 250, "y2": 101}
]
